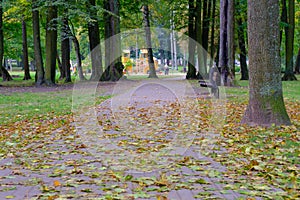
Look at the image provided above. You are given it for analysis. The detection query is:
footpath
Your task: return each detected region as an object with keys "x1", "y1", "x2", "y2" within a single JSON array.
[{"x1": 0, "y1": 77, "x2": 266, "y2": 199}]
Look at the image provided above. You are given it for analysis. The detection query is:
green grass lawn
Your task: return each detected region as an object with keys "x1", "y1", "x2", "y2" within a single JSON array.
[
  {"x1": 0, "y1": 90, "x2": 73, "y2": 125},
  {"x1": 226, "y1": 74, "x2": 300, "y2": 102}
]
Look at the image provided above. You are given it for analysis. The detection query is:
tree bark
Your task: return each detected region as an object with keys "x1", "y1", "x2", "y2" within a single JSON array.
[
  {"x1": 45, "y1": 2, "x2": 57, "y2": 85},
  {"x1": 236, "y1": 0, "x2": 248, "y2": 80},
  {"x1": 142, "y1": 4, "x2": 157, "y2": 78},
  {"x1": 88, "y1": 0, "x2": 103, "y2": 81},
  {"x1": 219, "y1": 0, "x2": 228, "y2": 85},
  {"x1": 61, "y1": 13, "x2": 71, "y2": 83},
  {"x1": 242, "y1": 0, "x2": 291, "y2": 126},
  {"x1": 295, "y1": 47, "x2": 300, "y2": 74},
  {"x1": 282, "y1": 0, "x2": 297, "y2": 81},
  {"x1": 72, "y1": 35, "x2": 86, "y2": 81},
  {"x1": 186, "y1": 0, "x2": 197, "y2": 79},
  {"x1": 280, "y1": 0, "x2": 287, "y2": 45},
  {"x1": 32, "y1": 0, "x2": 44, "y2": 86},
  {"x1": 227, "y1": 0, "x2": 234, "y2": 78},
  {"x1": 195, "y1": 0, "x2": 205, "y2": 79},
  {"x1": 209, "y1": 0, "x2": 216, "y2": 68},
  {"x1": 102, "y1": 0, "x2": 124, "y2": 81},
  {"x1": 22, "y1": 18, "x2": 31, "y2": 80},
  {"x1": 0, "y1": 0, "x2": 12, "y2": 81},
  {"x1": 56, "y1": 52, "x2": 64, "y2": 79}
]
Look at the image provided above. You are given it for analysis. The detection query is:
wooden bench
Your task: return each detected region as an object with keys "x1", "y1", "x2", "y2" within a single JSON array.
[{"x1": 199, "y1": 67, "x2": 219, "y2": 98}]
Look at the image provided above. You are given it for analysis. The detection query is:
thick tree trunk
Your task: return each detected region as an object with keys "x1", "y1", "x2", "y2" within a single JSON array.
[
  {"x1": 236, "y1": 0, "x2": 248, "y2": 80},
  {"x1": 282, "y1": 0, "x2": 297, "y2": 81},
  {"x1": 143, "y1": 4, "x2": 157, "y2": 78},
  {"x1": 0, "y1": 0, "x2": 12, "y2": 81},
  {"x1": 219, "y1": 0, "x2": 228, "y2": 84},
  {"x1": 186, "y1": 0, "x2": 197, "y2": 79},
  {"x1": 295, "y1": 47, "x2": 300, "y2": 74},
  {"x1": 45, "y1": 2, "x2": 57, "y2": 85},
  {"x1": 102, "y1": 0, "x2": 124, "y2": 81},
  {"x1": 242, "y1": 0, "x2": 291, "y2": 126},
  {"x1": 61, "y1": 13, "x2": 71, "y2": 83},
  {"x1": 219, "y1": 0, "x2": 234, "y2": 85},
  {"x1": 32, "y1": 0, "x2": 44, "y2": 86},
  {"x1": 22, "y1": 18, "x2": 31, "y2": 80},
  {"x1": 88, "y1": 0, "x2": 103, "y2": 81}
]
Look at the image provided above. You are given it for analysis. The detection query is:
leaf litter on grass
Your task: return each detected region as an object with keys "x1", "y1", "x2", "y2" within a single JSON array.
[{"x1": 0, "y1": 82, "x2": 299, "y2": 199}]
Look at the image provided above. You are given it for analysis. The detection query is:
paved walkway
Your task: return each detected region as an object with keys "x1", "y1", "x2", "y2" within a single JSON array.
[{"x1": 0, "y1": 77, "x2": 260, "y2": 199}]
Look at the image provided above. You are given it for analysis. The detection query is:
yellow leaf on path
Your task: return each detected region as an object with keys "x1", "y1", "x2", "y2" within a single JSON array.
[
  {"x1": 53, "y1": 180, "x2": 61, "y2": 187},
  {"x1": 48, "y1": 195, "x2": 59, "y2": 200},
  {"x1": 156, "y1": 195, "x2": 168, "y2": 200}
]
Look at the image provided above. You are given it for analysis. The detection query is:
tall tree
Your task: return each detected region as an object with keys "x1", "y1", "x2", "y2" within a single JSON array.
[
  {"x1": 32, "y1": 0, "x2": 44, "y2": 85},
  {"x1": 209, "y1": 0, "x2": 216, "y2": 67},
  {"x1": 282, "y1": 0, "x2": 297, "y2": 80},
  {"x1": 45, "y1": 1, "x2": 58, "y2": 85},
  {"x1": 236, "y1": 0, "x2": 248, "y2": 80},
  {"x1": 219, "y1": 0, "x2": 235, "y2": 85},
  {"x1": 69, "y1": 23, "x2": 86, "y2": 81},
  {"x1": 0, "y1": 0, "x2": 12, "y2": 81},
  {"x1": 295, "y1": 47, "x2": 300, "y2": 74},
  {"x1": 200, "y1": 0, "x2": 211, "y2": 77},
  {"x1": 61, "y1": 9, "x2": 71, "y2": 83},
  {"x1": 280, "y1": 0, "x2": 287, "y2": 45},
  {"x1": 22, "y1": 16, "x2": 31, "y2": 80},
  {"x1": 186, "y1": 0, "x2": 197, "y2": 79},
  {"x1": 101, "y1": 0, "x2": 124, "y2": 81},
  {"x1": 87, "y1": 0, "x2": 103, "y2": 81},
  {"x1": 143, "y1": 3, "x2": 157, "y2": 78},
  {"x1": 227, "y1": 0, "x2": 234, "y2": 78},
  {"x1": 195, "y1": 0, "x2": 205, "y2": 79},
  {"x1": 242, "y1": 0, "x2": 291, "y2": 126}
]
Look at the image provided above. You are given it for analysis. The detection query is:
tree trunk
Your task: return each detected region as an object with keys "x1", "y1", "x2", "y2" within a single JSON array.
[
  {"x1": 0, "y1": 0, "x2": 12, "y2": 81},
  {"x1": 61, "y1": 13, "x2": 71, "y2": 83},
  {"x1": 236, "y1": 0, "x2": 248, "y2": 80},
  {"x1": 219, "y1": 0, "x2": 228, "y2": 85},
  {"x1": 282, "y1": 0, "x2": 297, "y2": 81},
  {"x1": 22, "y1": 18, "x2": 31, "y2": 80},
  {"x1": 227, "y1": 0, "x2": 235, "y2": 78},
  {"x1": 242, "y1": 0, "x2": 291, "y2": 126},
  {"x1": 102, "y1": 0, "x2": 124, "y2": 81},
  {"x1": 195, "y1": 0, "x2": 205, "y2": 79},
  {"x1": 32, "y1": 0, "x2": 44, "y2": 86},
  {"x1": 200, "y1": 0, "x2": 211, "y2": 77},
  {"x1": 45, "y1": 2, "x2": 57, "y2": 85},
  {"x1": 88, "y1": 0, "x2": 103, "y2": 81},
  {"x1": 209, "y1": 0, "x2": 216, "y2": 68},
  {"x1": 142, "y1": 4, "x2": 157, "y2": 78},
  {"x1": 72, "y1": 36, "x2": 86, "y2": 81},
  {"x1": 295, "y1": 47, "x2": 300, "y2": 74},
  {"x1": 280, "y1": 0, "x2": 287, "y2": 45},
  {"x1": 186, "y1": 0, "x2": 197, "y2": 79},
  {"x1": 219, "y1": 0, "x2": 234, "y2": 85},
  {"x1": 56, "y1": 52, "x2": 64, "y2": 79}
]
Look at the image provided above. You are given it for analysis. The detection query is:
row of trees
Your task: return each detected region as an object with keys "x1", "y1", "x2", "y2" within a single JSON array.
[
  {"x1": 0, "y1": 0, "x2": 300, "y2": 85},
  {"x1": 0, "y1": 0, "x2": 299, "y2": 84},
  {"x1": 185, "y1": 0, "x2": 299, "y2": 84},
  {"x1": 0, "y1": 0, "x2": 128, "y2": 84}
]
